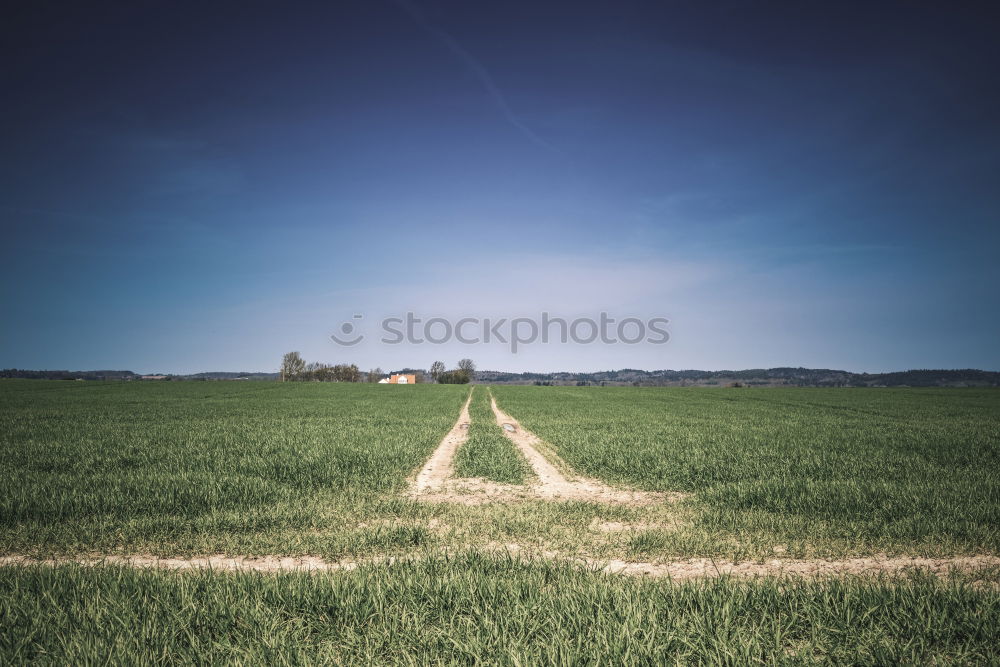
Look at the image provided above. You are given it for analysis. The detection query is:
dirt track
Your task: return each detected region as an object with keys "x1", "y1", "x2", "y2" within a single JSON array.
[
  {"x1": 408, "y1": 390, "x2": 538, "y2": 503},
  {"x1": 3, "y1": 551, "x2": 998, "y2": 580},
  {"x1": 411, "y1": 391, "x2": 473, "y2": 493},
  {"x1": 409, "y1": 389, "x2": 680, "y2": 505},
  {"x1": 490, "y1": 396, "x2": 681, "y2": 505}
]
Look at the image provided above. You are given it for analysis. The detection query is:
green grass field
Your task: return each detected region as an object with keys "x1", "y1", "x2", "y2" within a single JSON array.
[
  {"x1": 2, "y1": 381, "x2": 998, "y2": 560},
  {"x1": 493, "y1": 385, "x2": 1000, "y2": 558},
  {"x1": 2, "y1": 380, "x2": 999, "y2": 663},
  {"x1": 0, "y1": 380, "x2": 468, "y2": 556}
]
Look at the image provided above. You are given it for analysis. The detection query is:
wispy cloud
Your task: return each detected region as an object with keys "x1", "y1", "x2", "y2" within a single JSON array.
[
  {"x1": 116, "y1": 132, "x2": 245, "y2": 197},
  {"x1": 393, "y1": 0, "x2": 557, "y2": 152}
]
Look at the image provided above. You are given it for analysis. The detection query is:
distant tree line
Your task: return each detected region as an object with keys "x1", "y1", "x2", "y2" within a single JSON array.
[
  {"x1": 430, "y1": 358, "x2": 476, "y2": 384},
  {"x1": 280, "y1": 352, "x2": 367, "y2": 382},
  {"x1": 278, "y1": 353, "x2": 478, "y2": 384}
]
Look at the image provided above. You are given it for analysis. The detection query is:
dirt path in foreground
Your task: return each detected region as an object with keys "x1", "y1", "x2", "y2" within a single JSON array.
[
  {"x1": 597, "y1": 554, "x2": 1000, "y2": 579},
  {"x1": 411, "y1": 391, "x2": 473, "y2": 493},
  {"x1": 490, "y1": 396, "x2": 680, "y2": 505},
  {"x1": 409, "y1": 390, "x2": 535, "y2": 503},
  {"x1": 408, "y1": 389, "x2": 681, "y2": 505},
  {"x1": 3, "y1": 551, "x2": 998, "y2": 580}
]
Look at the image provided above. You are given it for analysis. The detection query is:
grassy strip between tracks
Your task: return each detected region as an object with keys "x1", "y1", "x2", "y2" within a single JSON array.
[{"x1": 454, "y1": 387, "x2": 530, "y2": 484}]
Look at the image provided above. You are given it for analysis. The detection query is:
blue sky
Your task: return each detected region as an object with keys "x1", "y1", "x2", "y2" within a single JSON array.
[{"x1": 2, "y1": 1, "x2": 998, "y2": 373}]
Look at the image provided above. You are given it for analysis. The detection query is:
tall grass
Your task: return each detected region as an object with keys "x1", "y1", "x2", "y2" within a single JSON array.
[
  {"x1": 454, "y1": 387, "x2": 530, "y2": 484},
  {"x1": 2, "y1": 556, "x2": 998, "y2": 664}
]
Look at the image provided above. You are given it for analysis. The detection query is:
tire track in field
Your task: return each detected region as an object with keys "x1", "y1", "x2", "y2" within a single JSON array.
[
  {"x1": 3, "y1": 552, "x2": 998, "y2": 581},
  {"x1": 408, "y1": 389, "x2": 536, "y2": 504},
  {"x1": 411, "y1": 390, "x2": 473, "y2": 493},
  {"x1": 490, "y1": 394, "x2": 683, "y2": 505},
  {"x1": 408, "y1": 388, "x2": 680, "y2": 505}
]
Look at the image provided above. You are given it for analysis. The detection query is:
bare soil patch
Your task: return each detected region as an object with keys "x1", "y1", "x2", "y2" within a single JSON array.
[
  {"x1": 594, "y1": 554, "x2": 1000, "y2": 579},
  {"x1": 590, "y1": 519, "x2": 673, "y2": 533},
  {"x1": 411, "y1": 478, "x2": 538, "y2": 505}
]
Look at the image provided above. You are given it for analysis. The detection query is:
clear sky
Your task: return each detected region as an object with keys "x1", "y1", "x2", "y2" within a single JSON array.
[{"x1": 2, "y1": 1, "x2": 998, "y2": 374}]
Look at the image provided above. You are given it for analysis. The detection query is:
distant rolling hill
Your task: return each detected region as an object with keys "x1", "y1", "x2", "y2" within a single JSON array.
[
  {"x1": 475, "y1": 368, "x2": 1000, "y2": 387},
  {"x1": 3, "y1": 367, "x2": 997, "y2": 387}
]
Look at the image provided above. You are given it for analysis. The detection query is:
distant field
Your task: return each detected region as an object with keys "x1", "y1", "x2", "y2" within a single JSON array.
[{"x1": 492, "y1": 386, "x2": 1000, "y2": 557}]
